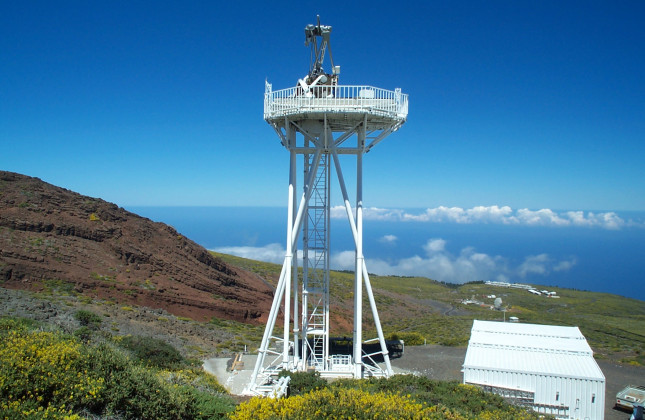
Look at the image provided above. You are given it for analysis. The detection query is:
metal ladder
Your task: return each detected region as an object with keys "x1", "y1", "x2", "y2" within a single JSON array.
[{"x1": 302, "y1": 152, "x2": 329, "y2": 370}]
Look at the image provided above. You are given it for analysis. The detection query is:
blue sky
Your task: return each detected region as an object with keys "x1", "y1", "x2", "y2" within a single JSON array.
[{"x1": 2, "y1": 1, "x2": 644, "y2": 212}]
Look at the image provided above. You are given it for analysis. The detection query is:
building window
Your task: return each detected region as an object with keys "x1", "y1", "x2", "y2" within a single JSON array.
[
  {"x1": 592, "y1": 393, "x2": 595, "y2": 403},
  {"x1": 556, "y1": 392, "x2": 559, "y2": 401}
]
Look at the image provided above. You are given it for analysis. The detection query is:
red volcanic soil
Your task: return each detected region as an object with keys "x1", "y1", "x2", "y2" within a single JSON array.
[{"x1": 0, "y1": 171, "x2": 273, "y2": 323}]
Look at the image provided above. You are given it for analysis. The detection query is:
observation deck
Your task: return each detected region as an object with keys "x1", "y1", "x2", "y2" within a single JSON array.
[{"x1": 264, "y1": 83, "x2": 408, "y2": 132}]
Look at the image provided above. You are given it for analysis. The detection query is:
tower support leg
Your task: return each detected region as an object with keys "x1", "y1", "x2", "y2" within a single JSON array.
[
  {"x1": 291, "y1": 147, "x2": 300, "y2": 367},
  {"x1": 353, "y1": 149, "x2": 364, "y2": 377},
  {"x1": 331, "y1": 146, "x2": 392, "y2": 378},
  {"x1": 246, "y1": 150, "x2": 322, "y2": 394},
  {"x1": 282, "y1": 147, "x2": 296, "y2": 368}
]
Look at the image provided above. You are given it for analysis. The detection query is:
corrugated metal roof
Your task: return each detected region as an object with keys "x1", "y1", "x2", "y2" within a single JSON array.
[
  {"x1": 463, "y1": 320, "x2": 604, "y2": 381},
  {"x1": 471, "y1": 319, "x2": 584, "y2": 337}
]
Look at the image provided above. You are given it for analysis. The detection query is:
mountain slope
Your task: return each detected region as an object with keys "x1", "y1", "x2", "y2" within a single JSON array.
[{"x1": 0, "y1": 171, "x2": 273, "y2": 322}]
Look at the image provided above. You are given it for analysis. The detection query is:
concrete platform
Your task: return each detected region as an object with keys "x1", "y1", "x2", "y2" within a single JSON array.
[
  {"x1": 203, "y1": 353, "x2": 410, "y2": 395},
  {"x1": 203, "y1": 354, "x2": 260, "y2": 395}
]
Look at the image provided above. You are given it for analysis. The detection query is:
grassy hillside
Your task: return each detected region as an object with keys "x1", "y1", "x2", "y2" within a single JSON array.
[{"x1": 212, "y1": 252, "x2": 645, "y2": 365}]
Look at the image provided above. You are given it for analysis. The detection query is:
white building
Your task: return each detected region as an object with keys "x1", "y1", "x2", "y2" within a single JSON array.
[{"x1": 463, "y1": 320, "x2": 605, "y2": 420}]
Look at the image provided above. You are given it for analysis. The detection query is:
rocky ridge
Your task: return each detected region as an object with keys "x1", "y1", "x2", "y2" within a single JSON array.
[{"x1": 0, "y1": 171, "x2": 274, "y2": 323}]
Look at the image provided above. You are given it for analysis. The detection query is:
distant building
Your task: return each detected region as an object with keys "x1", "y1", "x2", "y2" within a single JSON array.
[
  {"x1": 484, "y1": 281, "x2": 534, "y2": 290},
  {"x1": 463, "y1": 320, "x2": 605, "y2": 420}
]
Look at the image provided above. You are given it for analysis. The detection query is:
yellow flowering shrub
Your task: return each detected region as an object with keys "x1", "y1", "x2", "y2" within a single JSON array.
[
  {"x1": 230, "y1": 387, "x2": 465, "y2": 420},
  {"x1": 159, "y1": 367, "x2": 229, "y2": 394},
  {"x1": 476, "y1": 409, "x2": 544, "y2": 420},
  {"x1": 0, "y1": 317, "x2": 235, "y2": 419},
  {"x1": 0, "y1": 325, "x2": 103, "y2": 418},
  {"x1": 0, "y1": 400, "x2": 82, "y2": 419},
  {"x1": 331, "y1": 375, "x2": 546, "y2": 419}
]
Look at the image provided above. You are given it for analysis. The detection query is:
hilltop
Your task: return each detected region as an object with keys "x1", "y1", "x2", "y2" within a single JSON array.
[{"x1": 0, "y1": 171, "x2": 273, "y2": 323}]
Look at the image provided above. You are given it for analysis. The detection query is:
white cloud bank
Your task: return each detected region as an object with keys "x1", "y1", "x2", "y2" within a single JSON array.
[
  {"x1": 330, "y1": 205, "x2": 635, "y2": 229},
  {"x1": 214, "y1": 243, "x2": 287, "y2": 264},
  {"x1": 364, "y1": 239, "x2": 577, "y2": 284},
  {"x1": 379, "y1": 234, "x2": 398, "y2": 244},
  {"x1": 214, "y1": 239, "x2": 577, "y2": 285}
]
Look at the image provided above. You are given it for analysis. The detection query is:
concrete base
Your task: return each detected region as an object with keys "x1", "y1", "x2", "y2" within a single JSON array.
[{"x1": 203, "y1": 353, "x2": 408, "y2": 396}]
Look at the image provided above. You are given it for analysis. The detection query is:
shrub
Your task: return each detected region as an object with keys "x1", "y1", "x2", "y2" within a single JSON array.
[
  {"x1": 278, "y1": 370, "x2": 328, "y2": 396},
  {"x1": 87, "y1": 344, "x2": 234, "y2": 419},
  {"x1": 331, "y1": 375, "x2": 545, "y2": 419},
  {"x1": 0, "y1": 318, "x2": 234, "y2": 419},
  {"x1": 158, "y1": 367, "x2": 229, "y2": 395},
  {"x1": 1, "y1": 401, "x2": 83, "y2": 419},
  {"x1": 86, "y1": 344, "x2": 193, "y2": 419},
  {"x1": 387, "y1": 331, "x2": 425, "y2": 346},
  {"x1": 0, "y1": 326, "x2": 104, "y2": 418},
  {"x1": 74, "y1": 326, "x2": 94, "y2": 342},
  {"x1": 0, "y1": 316, "x2": 37, "y2": 332},
  {"x1": 118, "y1": 335, "x2": 184, "y2": 369},
  {"x1": 74, "y1": 310, "x2": 102, "y2": 330},
  {"x1": 190, "y1": 388, "x2": 235, "y2": 419},
  {"x1": 230, "y1": 387, "x2": 451, "y2": 420}
]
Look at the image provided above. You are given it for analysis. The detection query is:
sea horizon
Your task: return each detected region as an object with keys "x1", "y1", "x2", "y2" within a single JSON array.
[{"x1": 127, "y1": 205, "x2": 645, "y2": 301}]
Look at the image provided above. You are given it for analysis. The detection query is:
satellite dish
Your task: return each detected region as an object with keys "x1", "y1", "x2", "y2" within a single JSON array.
[{"x1": 494, "y1": 297, "x2": 503, "y2": 309}]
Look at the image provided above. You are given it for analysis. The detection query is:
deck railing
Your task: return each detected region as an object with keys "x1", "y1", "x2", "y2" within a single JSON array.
[{"x1": 264, "y1": 82, "x2": 408, "y2": 121}]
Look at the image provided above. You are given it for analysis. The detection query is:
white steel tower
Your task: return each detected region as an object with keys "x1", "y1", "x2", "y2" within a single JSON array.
[{"x1": 246, "y1": 17, "x2": 408, "y2": 396}]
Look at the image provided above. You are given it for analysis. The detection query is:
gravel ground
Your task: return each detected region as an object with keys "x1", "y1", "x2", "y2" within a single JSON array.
[{"x1": 391, "y1": 344, "x2": 467, "y2": 381}]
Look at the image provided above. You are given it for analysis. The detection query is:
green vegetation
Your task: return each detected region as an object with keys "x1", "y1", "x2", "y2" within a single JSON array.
[
  {"x1": 232, "y1": 372, "x2": 546, "y2": 420},
  {"x1": 334, "y1": 375, "x2": 544, "y2": 418},
  {"x1": 118, "y1": 335, "x2": 185, "y2": 369},
  {"x1": 278, "y1": 370, "x2": 328, "y2": 396},
  {"x1": 386, "y1": 331, "x2": 426, "y2": 346},
  {"x1": 40, "y1": 278, "x2": 76, "y2": 296},
  {"x1": 90, "y1": 272, "x2": 116, "y2": 283},
  {"x1": 74, "y1": 309, "x2": 102, "y2": 329},
  {"x1": 0, "y1": 310, "x2": 574, "y2": 420},
  {"x1": 73, "y1": 309, "x2": 102, "y2": 342},
  {"x1": 24, "y1": 236, "x2": 60, "y2": 257},
  {"x1": 211, "y1": 252, "x2": 281, "y2": 281},
  {"x1": 0, "y1": 316, "x2": 235, "y2": 419},
  {"x1": 208, "y1": 317, "x2": 266, "y2": 352},
  {"x1": 232, "y1": 387, "x2": 442, "y2": 419}
]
